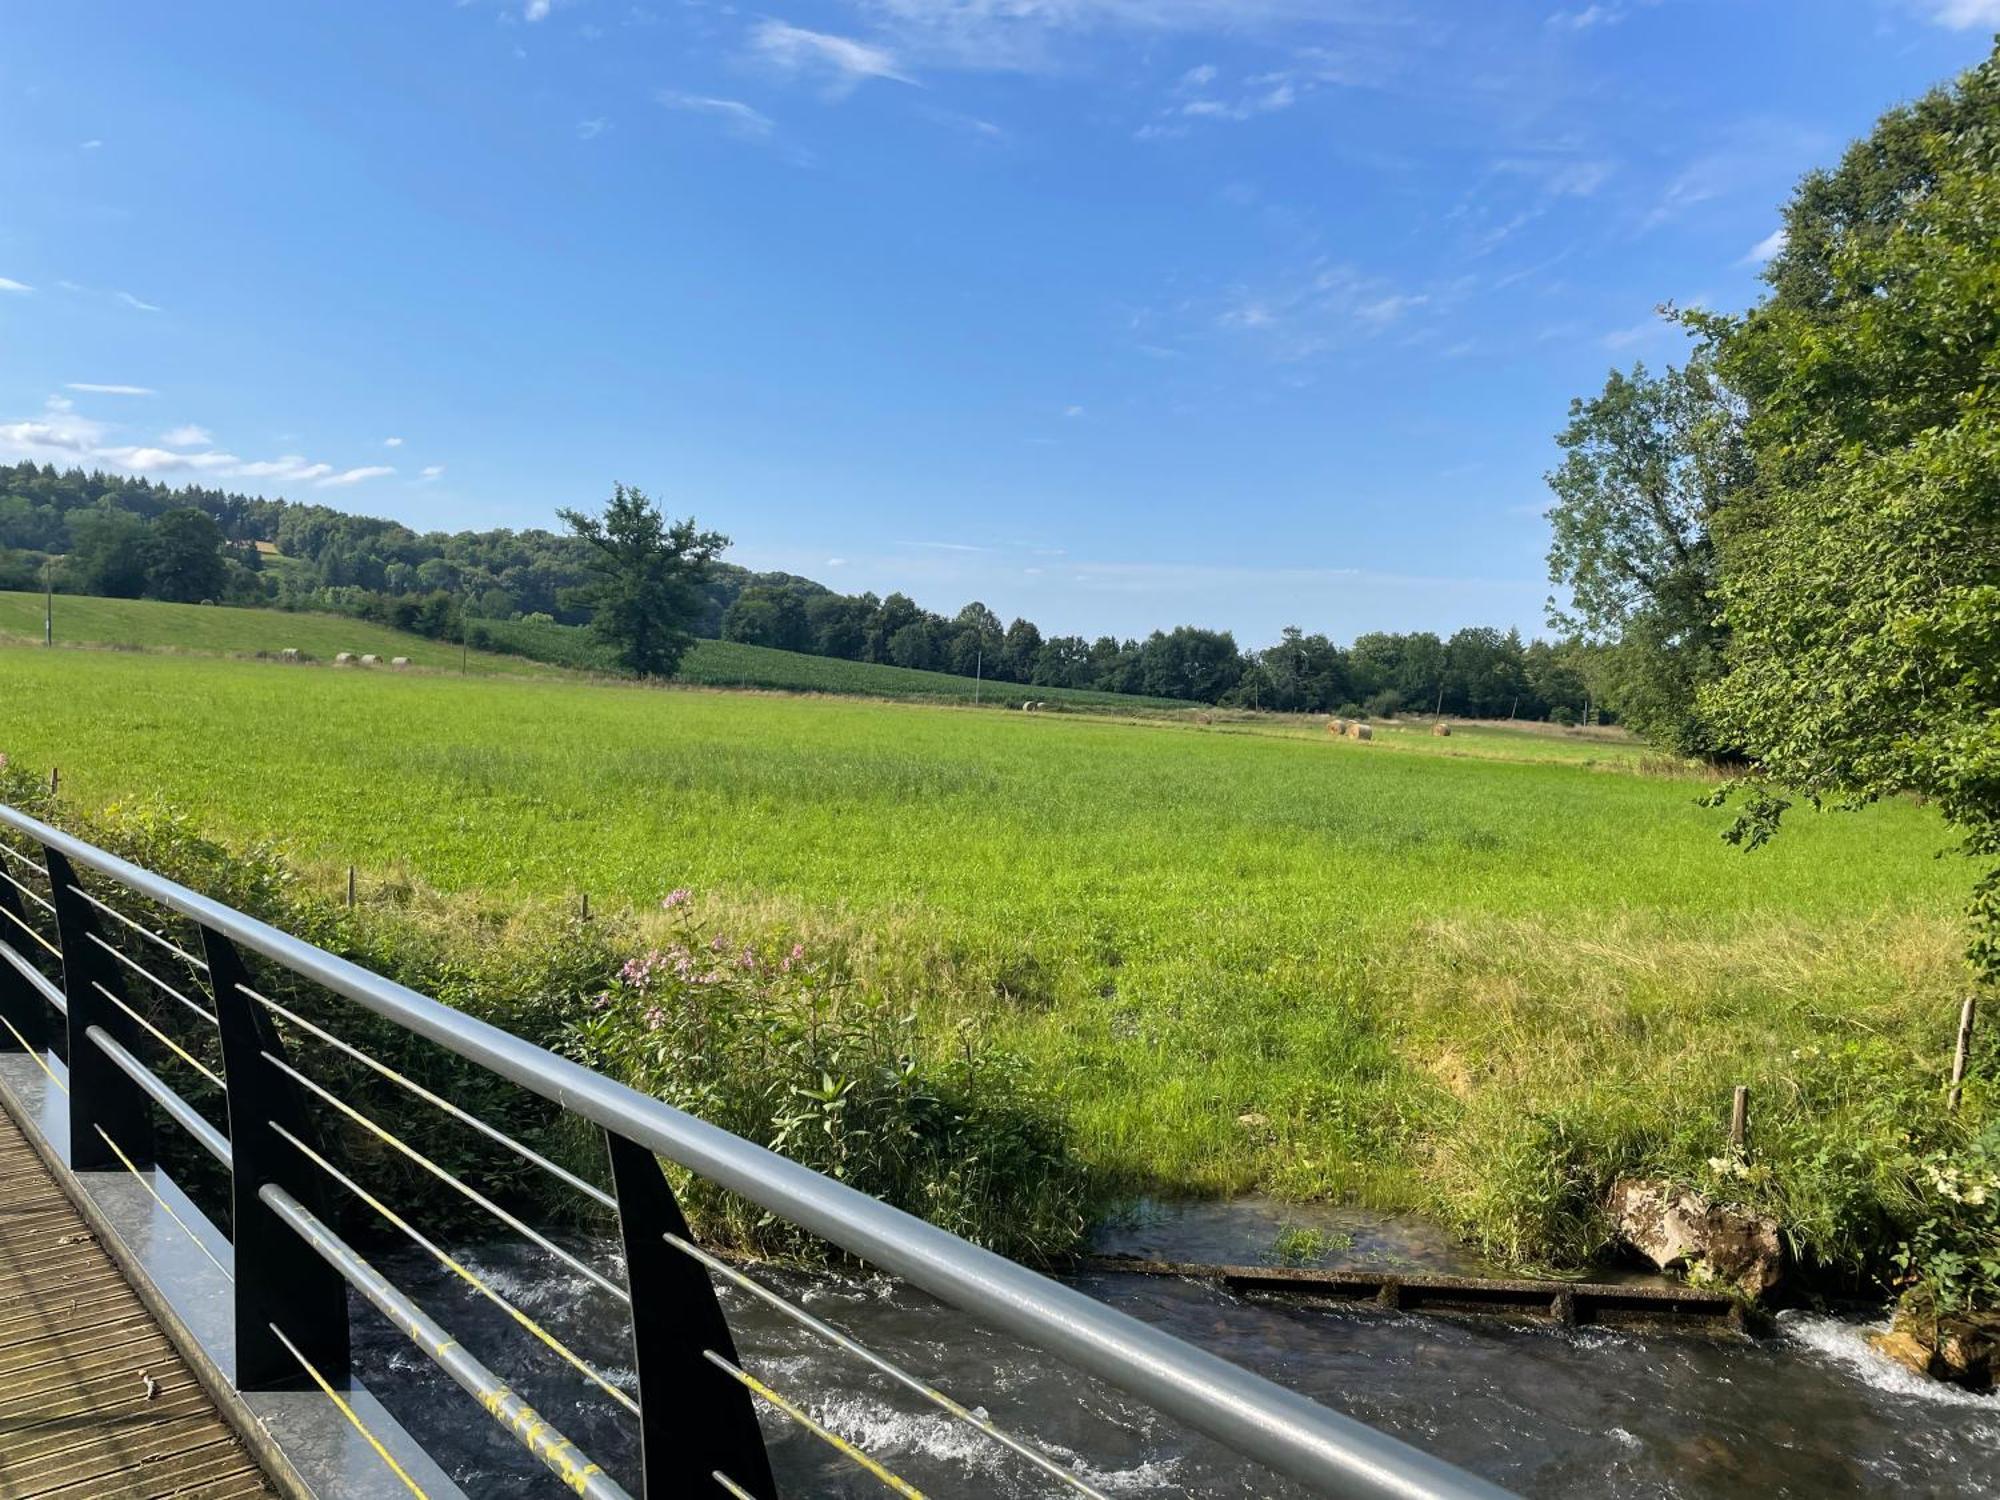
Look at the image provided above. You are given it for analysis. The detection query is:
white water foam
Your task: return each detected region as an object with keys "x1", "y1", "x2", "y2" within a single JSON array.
[{"x1": 1779, "y1": 1311, "x2": 2000, "y2": 1413}]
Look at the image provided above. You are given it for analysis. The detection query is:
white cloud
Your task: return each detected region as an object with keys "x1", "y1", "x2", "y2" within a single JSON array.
[
  {"x1": 577, "y1": 117, "x2": 610, "y2": 140},
  {"x1": 80, "y1": 139, "x2": 102, "y2": 150},
  {"x1": 826, "y1": 557, "x2": 848, "y2": 567},
  {"x1": 383, "y1": 436, "x2": 404, "y2": 447},
  {"x1": 1741, "y1": 226, "x2": 1787, "y2": 265},
  {"x1": 1925, "y1": 0, "x2": 2000, "y2": 27},
  {"x1": 1064, "y1": 404, "x2": 1085, "y2": 418},
  {"x1": 656, "y1": 90, "x2": 776, "y2": 139},
  {"x1": 0, "y1": 278, "x2": 31, "y2": 294},
  {"x1": 236, "y1": 458, "x2": 334, "y2": 482},
  {"x1": 525, "y1": 0, "x2": 551, "y2": 19},
  {"x1": 1545, "y1": 4, "x2": 1620, "y2": 29},
  {"x1": 115, "y1": 291, "x2": 161, "y2": 312},
  {"x1": 1181, "y1": 63, "x2": 1217, "y2": 86},
  {"x1": 318, "y1": 465, "x2": 395, "y2": 488},
  {"x1": 161, "y1": 424, "x2": 213, "y2": 447},
  {"x1": 750, "y1": 20, "x2": 911, "y2": 89},
  {"x1": 65, "y1": 382, "x2": 155, "y2": 396},
  {"x1": 421, "y1": 464, "x2": 445, "y2": 480}
]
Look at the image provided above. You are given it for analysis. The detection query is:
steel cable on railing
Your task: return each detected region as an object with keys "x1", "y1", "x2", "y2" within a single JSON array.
[
  {"x1": 259, "y1": 1048, "x2": 629, "y2": 1303},
  {"x1": 665, "y1": 1233, "x2": 1112, "y2": 1500},
  {"x1": 0, "y1": 863, "x2": 55, "y2": 914},
  {"x1": 702, "y1": 1348, "x2": 930, "y2": 1499},
  {"x1": 90, "y1": 1123, "x2": 232, "y2": 1282},
  {"x1": 90, "y1": 981, "x2": 224, "y2": 1089},
  {"x1": 241, "y1": 982, "x2": 613, "y2": 1210},
  {"x1": 83, "y1": 931, "x2": 218, "y2": 1026},
  {"x1": 0, "y1": 899, "x2": 61, "y2": 958},
  {"x1": 270, "y1": 1120, "x2": 640, "y2": 1418},
  {"x1": 0, "y1": 1010, "x2": 66, "y2": 1095},
  {"x1": 66, "y1": 883, "x2": 210, "y2": 973},
  {"x1": 266, "y1": 1321, "x2": 434, "y2": 1500},
  {"x1": 0, "y1": 840, "x2": 45, "y2": 875}
]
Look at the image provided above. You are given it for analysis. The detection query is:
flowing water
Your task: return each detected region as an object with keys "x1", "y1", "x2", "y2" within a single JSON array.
[{"x1": 356, "y1": 1198, "x2": 2000, "y2": 1498}]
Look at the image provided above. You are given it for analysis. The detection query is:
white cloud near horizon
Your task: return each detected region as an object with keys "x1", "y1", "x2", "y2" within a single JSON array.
[
  {"x1": 751, "y1": 20, "x2": 912, "y2": 89},
  {"x1": 1925, "y1": 0, "x2": 2000, "y2": 26},
  {"x1": 383, "y1": 436, "x2": 404, "y2": 447},
  {"x1": 1741, "y1": 226, "x2": 1787, "y2": 265},
  {"x1": 115, "y1": 290, "x2": 161, "y2": 312},
  {"x1": 0, "y1": 278, "x2": 31, "y2": 294},
  {"x1": 65, "y1": 382, "x2": 155, "y2": 396},
  {"x1": 0, "y1": 393, "x2": 396, "y2": 492},
  {"x1": 421, "y1": 464, "x2": 445, "y2": 480}
]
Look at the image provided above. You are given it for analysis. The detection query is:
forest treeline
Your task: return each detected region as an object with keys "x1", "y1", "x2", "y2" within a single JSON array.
[{"x1": 0, "y1": 461, "x2": 1599, "y2": 721}]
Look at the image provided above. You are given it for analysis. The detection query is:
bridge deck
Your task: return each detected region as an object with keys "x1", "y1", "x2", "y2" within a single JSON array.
[{"x1": 0, "y1": 1110, "x2": 271, "y2": 1500}]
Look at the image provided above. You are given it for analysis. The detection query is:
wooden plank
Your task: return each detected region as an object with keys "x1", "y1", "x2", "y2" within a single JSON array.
[{"x1": 0, "y1": 1111, "x2": 271, "y2": 1500}]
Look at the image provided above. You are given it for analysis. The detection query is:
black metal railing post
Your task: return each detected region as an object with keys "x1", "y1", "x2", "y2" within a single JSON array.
[
  {"x1": 204, "y1": 928, "x2": 352, "y2": 1389},
  {"x1": 45, "y1": 848, "x2": 154, "y2": 1171},
  {"x1": 605, "y1": 1130, "x2": 776, "y2": 1500},
  {"x1": 0, "y1": 875, "x2": 46, "y2": 1054}
]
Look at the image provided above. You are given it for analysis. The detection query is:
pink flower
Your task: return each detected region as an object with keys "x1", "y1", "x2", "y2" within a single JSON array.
[
  {"x1": 643, "y1": 1006, "x2": 665, "y2": 1031},
  {"x1": 709, "y1": 935, "x2": 727, "y2": 953},
  {"x1": 662, "y1": 888, "x2": 692, "y2": 911},
  {"x1": 789, "y1": 943, "x2": 805, "y2": 960}
]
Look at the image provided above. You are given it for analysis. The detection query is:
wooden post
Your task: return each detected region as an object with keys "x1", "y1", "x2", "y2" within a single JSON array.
[
  {"x1": 1948, "y1": 996, "x2": 1977, "y2": 1112},
  {"x1": 580, "y1": 891, "x2": 591, "y2": 921},
  {"x1": 47, "y1": 767, "x2": 58, "y2": 798},
  {"x1": 1728, "y1": 1085, "x2": 1749, "y2": 1151},
  {"x1": 345, "y1": 865, "x2": 357, "y2": 909}
]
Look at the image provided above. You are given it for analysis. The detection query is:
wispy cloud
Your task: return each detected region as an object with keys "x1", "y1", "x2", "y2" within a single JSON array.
[
  {"x1": 1741, "y1": 226, "x2": 1787, "y2": 265},
  {"x1": 383, "y1": 436, "x2": 404, "y2": 448},
  {"x1": 161, "y1": 424, "x2": 213, "y2": 447},
  {"x1": 80, "y1": 139, "x2": 102, "y2": 150},
  {"x1": 65, "y1": 382, "x2": 155, "y2": 396},
  {"x1": 524, "y1": 0, "x2": 551, "y2": 20},
  {"x1": 577, "y1": 116, "x2": 610, "y2": 140},
  {"x1": 751, "y1": 20, "x2": 911, "y2": 90},
  {"x1": 0, "y1": 278, "x2": 31, "y2": 294},
  {"x1": 318, "y1": 465, "x2": 395, "y2": 488},
  {"x1": 420, "y1": 464, "x2": 445, "y2": 480},
  {"x1": 656, "y1": 90, "x2": 776, "y2": 139},
  {"x1": 1922, "y1": 0, "x2": 2000, "y2": 27},
  {"x1": 115, "y1": 290, "x2": 161, "y2": 313}
]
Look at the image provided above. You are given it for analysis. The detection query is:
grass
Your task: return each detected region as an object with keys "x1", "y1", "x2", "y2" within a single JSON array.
[
  {"x1": 0, "y1": 638, "x2": 1983, "y2": 1280},
  {"x1": 0, "y1": 592, "x2": 1185, "y2": 710}
]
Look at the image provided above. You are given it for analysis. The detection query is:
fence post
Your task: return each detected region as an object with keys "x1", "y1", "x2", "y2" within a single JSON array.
[
  {"x1": 0, "y1": 875, "x2": 47, "y2": 1054},
  {"x1": 44, "y1": 848, "x2": 155, "y2": 1172},
  {"x1": 203, "y1": 928, "x2": 352, "y2": 1389},
  {"x1": 1728, "y1": 1085, "x2": 1749, "y2": 1152},
  {"x1": 604, "y1": 1130, "x2": 776, "y2": 1500},
  {"x1": 1949, "y1": 996, "x2": 1978, "y2": 1112}
]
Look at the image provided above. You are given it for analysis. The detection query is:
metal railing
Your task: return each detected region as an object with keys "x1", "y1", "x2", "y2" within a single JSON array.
[{"x1": 0, "y1": 800, "x2": 1509, "y2": 1500}]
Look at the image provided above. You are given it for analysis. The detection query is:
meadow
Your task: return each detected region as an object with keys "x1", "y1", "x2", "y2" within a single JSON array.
[
  {"x1": 0, "y1": 592, "x2": 1184, "y2": 710},
  {"x1": 1, "y1": 640, "x2": 1981, "y2": 1280}
]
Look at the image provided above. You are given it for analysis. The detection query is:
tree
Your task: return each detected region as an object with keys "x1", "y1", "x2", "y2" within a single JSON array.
[
  {"x1": 142, "y1": 507, "x2": 229, "y2": 603},
  {"x1": 557, "y1": 484, "x2": 727, "y2": 678},
  {"x1": 65, "y1": 507, "x2": 150, "y2": 597},
  {"x1": 1701, "y1": 41, "x2": 2000, "y2": 981},
  {"x1": 1544, "y1": 353, "x2": 1749, "y2": 756}
]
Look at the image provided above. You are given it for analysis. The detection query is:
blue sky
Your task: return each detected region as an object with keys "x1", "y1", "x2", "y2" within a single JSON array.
[{"x1": 1, "y1": 2, "x2": 1994, "y2": 646}]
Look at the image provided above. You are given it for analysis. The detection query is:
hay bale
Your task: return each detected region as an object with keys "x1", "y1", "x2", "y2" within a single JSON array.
[
  {"x1": 1022, "y1": 700, "x2": 1035, "y2": 712},
  {"x1": 1347, "y1": 722, "x2": 1373, "y2": 741},
  {"x1": 1327, "y1": 718, "x2": 1347, "y2": 735},
  {"x1": 279, "y1": 647, "x2": 300, "y2": 662},
  {"x1": 1035, "y1": 701, "x2": 1047, "y2": 711},
  {"x1": 390, "y1": 656, "x2": 410, "y2": 668},
  {"x1": 1432, "y1": 721, "x2": 1452, "y2": 737},
  {"x1": 334, "y1": 652, "x2": 355, "y2": 664},
  {"x1": 359, "y1": 654, "x2": 379, "y2": 666}
]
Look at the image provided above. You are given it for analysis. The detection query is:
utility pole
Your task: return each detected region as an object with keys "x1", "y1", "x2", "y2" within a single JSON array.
[
  {"x1": 43, "y1": 558, "x2": 54, "y2": 646},
  {"x1": 974, "y1": 649, "x2": 982, "y2": 704}
]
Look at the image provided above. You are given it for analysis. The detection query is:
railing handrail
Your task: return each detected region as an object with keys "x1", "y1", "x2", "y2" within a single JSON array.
[{"x1": 0, "y1": 801, "x2": 1509, "y2": 1500}]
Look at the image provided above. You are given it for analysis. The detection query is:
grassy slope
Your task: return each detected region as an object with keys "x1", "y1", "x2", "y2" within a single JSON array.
[
  {"x1": 0, "y1": 592, "x2": 1185, "y2": 710},
  {"x1": 0, "y1": 645, "x2": 1971, "y2": 1268}
]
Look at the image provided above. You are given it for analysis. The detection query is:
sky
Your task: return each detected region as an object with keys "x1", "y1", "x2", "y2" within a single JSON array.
[{"x1": 1, "y1": 2, "x2": 1995, "y2": 648}]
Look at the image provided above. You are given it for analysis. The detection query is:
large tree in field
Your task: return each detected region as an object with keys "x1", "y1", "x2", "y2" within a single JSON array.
[
  {"x1": 1544, "y1": 353, "x2": 1750, "y2": 756},
  {"x1": 144, "y1": 506, "x2": 228, "y2": 603},
  {"x1": 558, "y1": 485, "x2": 727, "y2": 679},
  {"x1": 1700, "y1": 42, "x2": 2000, "y2": 981}
]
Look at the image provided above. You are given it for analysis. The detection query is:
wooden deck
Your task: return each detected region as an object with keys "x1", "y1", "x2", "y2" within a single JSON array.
[{"x1": 0, "y1": 1111, "x2": 272, "y2": 1500}]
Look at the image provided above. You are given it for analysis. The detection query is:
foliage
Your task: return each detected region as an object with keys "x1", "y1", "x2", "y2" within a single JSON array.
[
  {"x1": 1892, "y1": 1122, "x2": 2000, "y2": 1319},
  {"x1": 143, "y1": 507, "x2": 230, "y2": 604},
  {"x1": 567, "y1": 904, "x2": 1086, "y2": 1262},
  {"x1": 1544, "y1": 354, "x2": 1749, "y2": 757},
  {"x1": 1701, "y1": 40, "x2": 2000, "y2": 984},
  {"x1": 1269, "y1": 1223, "x2": 1352, "y2": 1266},
  {"x1": 558, "y1": 484, "x2": 727, "y2": 679}
]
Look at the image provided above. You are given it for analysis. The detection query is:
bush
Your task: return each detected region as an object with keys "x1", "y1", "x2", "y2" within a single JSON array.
[{"x1": 1365, "y1": 690, "x2": 1402, "y2": 720}]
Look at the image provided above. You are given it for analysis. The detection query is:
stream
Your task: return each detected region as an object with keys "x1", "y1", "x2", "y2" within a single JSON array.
[{"x1": 355, "y1": 1197, "x2": 2000, "y2": 1498}]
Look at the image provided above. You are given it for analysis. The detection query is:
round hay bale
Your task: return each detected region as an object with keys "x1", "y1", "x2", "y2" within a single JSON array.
[
  {"x1": 1432, "y1": 721, "x2": 1452, "y2": 737},
  {"x1": 1327, "y1": 718, "x2": 1347, "y2": 735},
  {"x1": 334, "y1": 652, "x2": 355, "y2": 664},
  {"x1": 1347, "y1": 722, "x2": 1373, "y2": 741},
  {"x1": 358, "y1": 654, "x2": 380, "y2": 666},
  {"x1": 390, "y1": 656, "x2": 411, "y2": 668}
]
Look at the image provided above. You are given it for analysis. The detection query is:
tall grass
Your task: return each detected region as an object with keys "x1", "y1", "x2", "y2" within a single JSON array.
[{"x1": 0, "y1": 644, "x2": 1987, "y2": 1288}]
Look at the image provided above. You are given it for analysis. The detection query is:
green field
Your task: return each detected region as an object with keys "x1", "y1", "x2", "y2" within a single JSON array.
[
  {"x1": 0, "y1": 592, "x2": 1184, "y2": 710},
  {"x1": 0, "y1": 638, "x2": 1976, "y2": 1274}
]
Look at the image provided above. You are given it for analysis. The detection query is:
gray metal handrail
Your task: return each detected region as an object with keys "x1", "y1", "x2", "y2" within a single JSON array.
[{"x1": 0, "y1": 801, "x2": 1510, "y2": 1500}]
